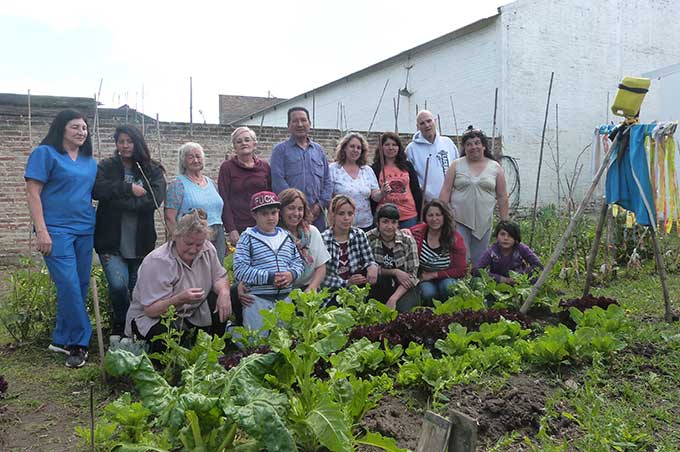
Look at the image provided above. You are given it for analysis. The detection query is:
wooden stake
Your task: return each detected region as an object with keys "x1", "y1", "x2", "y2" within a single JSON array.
[
  {"x1": 529, "y1": 71, "x2": 555, "y2": 247},
  {"x1": 583, "y1": 201, "x2": 609, "y2": 297},
  {"x1": 367, "y1": 79, "x2": 390, "y2": 135},
  {"x1": 416, "y1": 411, "x2": 451, "y2": 452},
  {"x1": 490, "y1": 87, "x2": 499, "y2": 158},
  {"x1": 420, "y1": 156, "x2": 431, "y2": 220},
  {"x1": 449, "y1": 95, "x2": 461, "y2": 150},
  {"x1": 649, "y1": 228, "x2": 673, "y2": 322},
  {"x1": 189, "y1": 76, "x2": 193, "y2": 136},
  {"x1": 555, "y1": 103, "x2": 561, "y2": 207},
  {"x1": 521, "y1": 132, "x2": 618, "y2": 314},
  {"x1": 448, "y1": 408, "x2": 478, "y2": 452},
  {"x1": 90, "y1": 277, "x2": 107, "y2": 378}
]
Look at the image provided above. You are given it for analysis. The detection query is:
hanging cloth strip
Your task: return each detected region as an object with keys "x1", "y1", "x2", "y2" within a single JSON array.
[
  {"x1": 605, "y1": 124, "x2": 657, "y2": 227},
  {"x1": 652, "y1": 122, "x2": 679, "y2": 234}
]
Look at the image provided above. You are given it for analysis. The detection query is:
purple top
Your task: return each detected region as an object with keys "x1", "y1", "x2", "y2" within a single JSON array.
[
  {"x1": 218, "y1": 156, "x2": 271, "y2": 233},
  {"x1": 270, "y1": 136, "x2": 332, "y2": 229},
  {"x1": 473, "y1": 242, "x2": 542, "y2": 282}
]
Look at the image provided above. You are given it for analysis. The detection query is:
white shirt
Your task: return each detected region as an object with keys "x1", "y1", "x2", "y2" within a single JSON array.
[{"x1": 329, "y1": 163, "x2": 379, "y2": 228}]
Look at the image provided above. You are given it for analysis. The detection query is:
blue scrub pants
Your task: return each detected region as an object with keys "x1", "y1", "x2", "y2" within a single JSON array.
[{"x1": 43, "y1": 233, "x2": 93, "y2": 348}]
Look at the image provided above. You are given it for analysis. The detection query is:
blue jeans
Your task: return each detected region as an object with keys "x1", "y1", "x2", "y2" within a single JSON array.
[
  {"x1": 418, "y1": 277, "x2": 457, "y2": 306},
  {"x1": 456, "y1": 222, "x2": 492, "y2": 267},
  {"x1": 399, "y1": 217, "x2": 419, "y2": 229},
  {"x1": 43, "y1": 233, "x2": 93, "y2": 348},
  {"x1": 99, "y1": 254, "x2": 142, "y2": 335}
]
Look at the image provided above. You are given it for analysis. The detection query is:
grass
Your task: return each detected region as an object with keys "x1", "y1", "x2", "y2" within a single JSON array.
[{"x1": 1, "y1": 217, "x2": 679, "y2": 451}]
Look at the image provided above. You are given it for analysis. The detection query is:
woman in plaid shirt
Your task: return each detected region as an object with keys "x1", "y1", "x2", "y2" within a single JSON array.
[{"x1": 321, "y1": 194, "x2": 379, "y2": 290}]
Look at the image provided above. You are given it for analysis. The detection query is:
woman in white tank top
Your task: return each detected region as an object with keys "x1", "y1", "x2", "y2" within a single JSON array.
[{"x1": 439, "y1": 126, "x2": 509, "y2": 266}]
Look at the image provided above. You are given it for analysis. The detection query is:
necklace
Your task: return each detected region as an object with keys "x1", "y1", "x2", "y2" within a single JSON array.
[{"x1": 187, "y1": 173, "x2": 204, "y2": 184}]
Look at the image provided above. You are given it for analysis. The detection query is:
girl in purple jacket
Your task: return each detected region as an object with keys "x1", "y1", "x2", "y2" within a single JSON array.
[{"x1": 473, "y1": 221, "x2": 542, "y2": 284}]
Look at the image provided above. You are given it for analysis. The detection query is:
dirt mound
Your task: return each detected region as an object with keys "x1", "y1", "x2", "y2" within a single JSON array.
[
  {"x1": 358, "y1": 395, "x2": 422, "y2": 451},
  {"x1": 445, "y1": 374, "x2": 549, "y2": 444}
]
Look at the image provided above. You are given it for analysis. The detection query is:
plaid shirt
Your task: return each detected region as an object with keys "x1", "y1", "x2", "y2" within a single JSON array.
[
  {"x1": 322, "y1": 227, "x2": 377, "y2": 290},
  {"x1": 366, "y1": 228, "x2": 420, "y2": 284}
]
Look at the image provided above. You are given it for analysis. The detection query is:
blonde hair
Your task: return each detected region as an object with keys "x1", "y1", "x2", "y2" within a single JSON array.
[
  {"x1": 328, "y1": 194, "x2": 356, "y2": 227},
  {"x1": 173, "y1": 208, "x2": 214, "y2": 240},
  {"x1": 335, "y1": 132, "x2": 369, "y2": 166},
  {"x1": 230, "y1": 126, "x2": 257, "y2": 148}
]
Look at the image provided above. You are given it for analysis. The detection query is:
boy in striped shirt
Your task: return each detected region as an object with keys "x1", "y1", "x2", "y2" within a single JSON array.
[{"x1": 233, "y1": 191, "x2": 305, "y2": 331}]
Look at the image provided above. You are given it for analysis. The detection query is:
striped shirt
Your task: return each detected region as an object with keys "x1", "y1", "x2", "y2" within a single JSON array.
[{"x1": 420, "y1": 240, "x2": 450, "y2": 272}]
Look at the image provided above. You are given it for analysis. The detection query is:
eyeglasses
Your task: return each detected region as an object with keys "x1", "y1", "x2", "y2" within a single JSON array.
[{"x1": 185, "y1": 208, "x2": 208, "y2": 220}]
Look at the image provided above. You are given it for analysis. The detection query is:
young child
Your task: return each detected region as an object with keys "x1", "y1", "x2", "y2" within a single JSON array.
[
  {"x1": 366, "y1": 203, "x2": 420, "y2": 312},
  {"x1": 233, "y1": 191, "x2": 305, "y2": 330},
  {"x1": 473, "y1": 220, "x2": 542, "y2": 284}
]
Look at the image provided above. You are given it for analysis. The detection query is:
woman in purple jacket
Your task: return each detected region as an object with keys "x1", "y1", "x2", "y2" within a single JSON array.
[
  {"x1": 473, "y1": 221, "x2": 542, "y2": 284},
  {"x1": 218, "y1": 126, "x2": 271, "y2": 246}
]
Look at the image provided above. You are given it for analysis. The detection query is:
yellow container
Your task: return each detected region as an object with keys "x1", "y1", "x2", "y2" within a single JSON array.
[{"x1": 611, "y1": 76, "x2": 651, "y2": 118}]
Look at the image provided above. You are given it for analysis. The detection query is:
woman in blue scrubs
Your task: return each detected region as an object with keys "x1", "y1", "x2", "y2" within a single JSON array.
[{"x1": 25, "y1": 109, "x2": 97, "y2": 368}]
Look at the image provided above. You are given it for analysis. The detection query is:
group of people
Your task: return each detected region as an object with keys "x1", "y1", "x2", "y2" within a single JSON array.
[{"x1": 24, "y1": 106, "x2": 541, "y2": 368}]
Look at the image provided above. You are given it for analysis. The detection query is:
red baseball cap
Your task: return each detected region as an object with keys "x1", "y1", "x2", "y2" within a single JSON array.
[{"x1": 250, "y1": 191, "x2": 281, "y2": 211}]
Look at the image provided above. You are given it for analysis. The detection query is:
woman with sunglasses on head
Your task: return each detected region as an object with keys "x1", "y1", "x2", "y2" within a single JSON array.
[
  {"x1": 125, "y1": 209, "x2": 231, "y2": 354},
  {"x1": 440, "y1": 126, "x2": 509, "y2": 267},
  {"x1": 165, "y1": 142, "x2": 226, "y2": 264},
  {"x1": 25, "y1": 109, "x2": 97, "y2": 368}
]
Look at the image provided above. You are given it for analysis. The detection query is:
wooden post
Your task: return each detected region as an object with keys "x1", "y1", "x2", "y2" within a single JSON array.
[
  {"x1": 416, "y1": 411, "x2": 451, "y2": 452},
  {"x1": 529, "y1": 71, "x2": 555, "y2": 247},
  {"x1": 90, "y1": 277, "x2": 107, "y2": 377},
  {"x1": 448, "y1": 408, "x2": 478, "y2": 452},
  {"x1": 189, "y1": 76, "x2": 193, "y2": 136},
  {"x1": 449, "y1": 94, "x2": 461, "y2": 150},
  {"x1": 490, "y1": 87, "x2": 499, "y2": 159},
  {"x1": 555, "y1": 103, "x2": 561, "y2": 207},
  {"x1": 583, "y1": 201, "x2": 609, "y2": 297},
  {"x1": 367, "y1": 79, "x2": 389, "y2": 135},
  {"x1": 420, "y1": 156, "x2": 431, "y2": 220},
  {"x1": 521, "y1": 133, "x2": 618, "y2": 314},
  {"x1": 649, "y1": 227, "x2": 673, "y2": 322},
  {"x1": 437, "y1": 113, "x2": 443, "y2": 136}
]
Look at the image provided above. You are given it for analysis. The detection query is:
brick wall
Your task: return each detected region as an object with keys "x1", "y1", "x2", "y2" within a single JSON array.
[{"x1": 1, "y1": 107, "x2": 484, "y2": 263}]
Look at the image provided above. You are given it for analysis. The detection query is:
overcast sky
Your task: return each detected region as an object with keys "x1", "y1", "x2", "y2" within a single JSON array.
[{"x1": 1, "y1": 0, "x2": 508, "y2": 123}]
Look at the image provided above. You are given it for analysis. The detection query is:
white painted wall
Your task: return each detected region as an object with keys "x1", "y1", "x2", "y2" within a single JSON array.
[
  {"x1": 242, "y1": 19, "x2": 500, "y2": 136},
  {"x1": 499, "y1": 0, "x2": 680, "y2": 204},
  {"x1": 241, "y1": 0, "x2": 680, "y2": 205}
]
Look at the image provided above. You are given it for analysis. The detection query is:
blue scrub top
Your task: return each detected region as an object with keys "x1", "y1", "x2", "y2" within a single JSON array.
[{"x1": 25, "y1": 145, "x2": 97, "y2": 235}]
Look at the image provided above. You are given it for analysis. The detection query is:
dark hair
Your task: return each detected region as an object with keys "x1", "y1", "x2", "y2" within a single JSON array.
[
  {"x1": 287, "y1": 106, "x2": 310, "y2": 124},
  {"x1": 40, "y1": 109, "x2": 93, "y2": 156},
  {"x1": 114, "y1": 125, "x2": 150, "y2": 162},
  {"x1": 423, "y1": 199, "x2": 455, "y2": 251},
  {"x1": 494, "y1": 220, "x2": 521, "y2": 243},
  {"x1": 461, "y1": 125, "x2": 494, "y2": 160},
  {"x1": 372, "y1": 132, "x2": 409, "y2": 172},
  {"x1": 114, "y1": 125, "x2": 164, "y2": 175},
  {"x1": 376, "y1": 203, "x2": 400, "y2": 221}
]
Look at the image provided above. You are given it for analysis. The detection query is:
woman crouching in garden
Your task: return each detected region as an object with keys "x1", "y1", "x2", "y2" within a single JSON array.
[
  {"x1": 410, "y1": 199, "x2": 467, "y2": 305},
  {"x1": 125, "y1": 209, "x2": 231, "y2": 354}
]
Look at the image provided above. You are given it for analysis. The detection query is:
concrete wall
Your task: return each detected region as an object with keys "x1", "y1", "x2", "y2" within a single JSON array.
[
  {"x1": 240, "y1": 18, "x2": 500, "y2": 137},
  {"x1": 498, "y1": 0, "x2": 680, "y2": 204}
]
